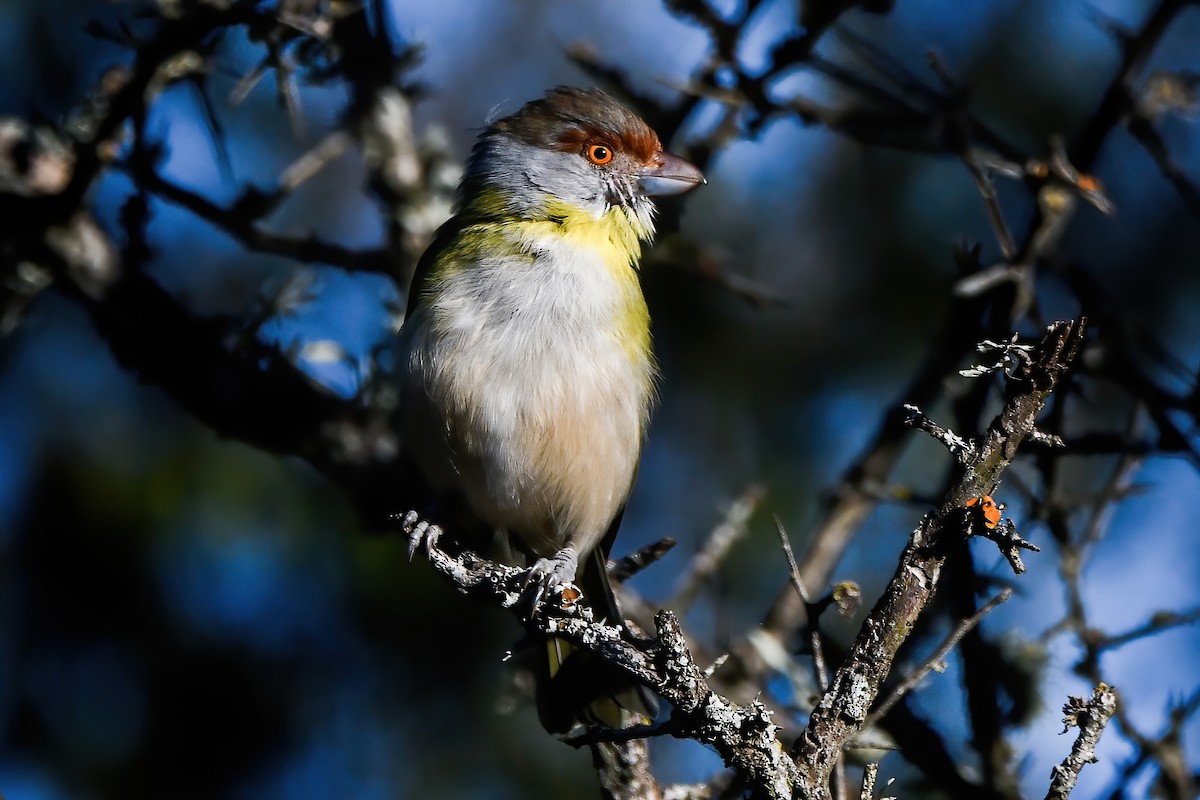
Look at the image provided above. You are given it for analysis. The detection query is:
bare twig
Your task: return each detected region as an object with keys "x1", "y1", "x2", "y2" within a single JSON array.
[
  {"x1": 121, "y1": 163, "x2": 393, "y2": 274},
  {"x1": 610, "y1": 538, "x2": 679, "y2": 584},
  {"x1": 864, "y1": 588, "x2": 1013, "y2": 730},
  {"x1": 979, "y1": 518, "x2": 1041, "y2": 574},
  {"x1": 1127, "y1": 114, "x2": 1200, "y2": 215},
  {"x1": 903, "y1": 404, "x2": 974, "y2": 464},
  {"x1": 1045, "y1": 684, "x2": 1118, "y2": 800},
  {"x1": 1096, "y1": 606, "x2": 1200, "y2": 652},
  {"x1": 963, "y1": 148, "x2": 1018, "y2": 260},
  {"x1": 672, "y1": 485, "x2": 765, "y2": 610},
  {"x1": 775, "y1": 516, "x2": 830, "y2": 693}
]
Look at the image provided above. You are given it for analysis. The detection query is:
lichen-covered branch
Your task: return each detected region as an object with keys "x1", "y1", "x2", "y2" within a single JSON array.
[
  {"x1": 405, "y1": 516, "x2": 803, "y2": 798},
  {"x1": 1045, "y1": 684, "x2": 1118, "y2": 800},
  {"x1": 794, "y1": 319, "x2": 1087, "y2": 797}
]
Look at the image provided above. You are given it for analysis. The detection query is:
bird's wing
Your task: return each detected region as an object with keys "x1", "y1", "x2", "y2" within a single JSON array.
[{"x1": 403, "y1": 214, "x2": 473, "y2": 319}]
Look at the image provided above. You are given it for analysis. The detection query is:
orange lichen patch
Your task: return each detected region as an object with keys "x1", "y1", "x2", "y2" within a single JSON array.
[
  {"x1": 558, "y1": 584, "x2": 583, "y2": 609},
  {"x1": 966, "y1": 495, "x2": 1002, "y2": 529}
]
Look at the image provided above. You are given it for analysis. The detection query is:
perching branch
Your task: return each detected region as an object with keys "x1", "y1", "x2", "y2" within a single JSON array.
[{"x1": 400, "y1": 513, "x2": 803, "y2": 799}]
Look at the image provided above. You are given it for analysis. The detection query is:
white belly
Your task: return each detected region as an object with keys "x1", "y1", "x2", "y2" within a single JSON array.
[{"x1": 399, "y1": 248, "x2": 654, "y2": 557}]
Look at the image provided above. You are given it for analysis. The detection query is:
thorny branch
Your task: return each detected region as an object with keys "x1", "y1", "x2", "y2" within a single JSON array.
[
  {"x1": 401, "y1": 519, "x2": 804, "y2": 799},
  {"x1": 794, "y1": 320, "x2": 1087, "y2": 798}
]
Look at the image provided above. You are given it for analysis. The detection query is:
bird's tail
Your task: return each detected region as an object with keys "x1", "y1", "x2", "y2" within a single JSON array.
[{"x1": 536, "y1": 547, "x2": 657, "y2": 734}]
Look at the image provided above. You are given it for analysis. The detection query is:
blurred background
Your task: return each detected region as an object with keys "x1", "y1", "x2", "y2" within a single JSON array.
[{"x1": 1, "y1": 0, "x2": 1198, "y2": 798}]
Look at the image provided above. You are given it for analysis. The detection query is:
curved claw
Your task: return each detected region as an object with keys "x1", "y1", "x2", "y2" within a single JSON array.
[
  {"x1": 403, "y1": 515, "x2": 442, "y2": 562},
  {"x1": 520, "y1": 547, "x2": 580, "y2": 616}
]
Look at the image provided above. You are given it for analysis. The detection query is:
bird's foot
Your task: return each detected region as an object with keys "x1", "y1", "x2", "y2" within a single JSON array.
[
  {"x1": 393, "y1": 510, "x2": 442, "y2": 561},
  {"x1": 521, "y1": 547, "x2": 580, "y2": 616}
]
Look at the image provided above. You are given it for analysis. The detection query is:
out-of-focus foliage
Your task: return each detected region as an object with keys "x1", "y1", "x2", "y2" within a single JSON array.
[{"x1": 1, "y1": 0, "x2": 1198, "y2": 798}]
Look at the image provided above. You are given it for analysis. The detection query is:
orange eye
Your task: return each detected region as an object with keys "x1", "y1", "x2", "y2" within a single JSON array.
[{"x1": 586, "y1": 144, "x2": 613, "y2": 165}]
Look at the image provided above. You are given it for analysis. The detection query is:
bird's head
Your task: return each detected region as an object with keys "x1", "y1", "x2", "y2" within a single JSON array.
[{"x1": 457, "y1": 87, "x2": 705, "y2": 242}]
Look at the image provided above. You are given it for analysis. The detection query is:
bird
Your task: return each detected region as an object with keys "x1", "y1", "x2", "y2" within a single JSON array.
[{"x1": 395, "y1": 86, "x2": 704, "y2": 730}]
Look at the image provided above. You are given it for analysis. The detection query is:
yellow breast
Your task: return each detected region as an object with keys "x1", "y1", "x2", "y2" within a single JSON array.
[{"x1": 400, "y1": 197, "x2": 657, "y2": 555}]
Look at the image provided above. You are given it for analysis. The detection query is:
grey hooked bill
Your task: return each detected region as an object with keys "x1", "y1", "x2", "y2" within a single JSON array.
[{"x1": 639, "y1": 152, "x2": 705, "y2": 196}]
